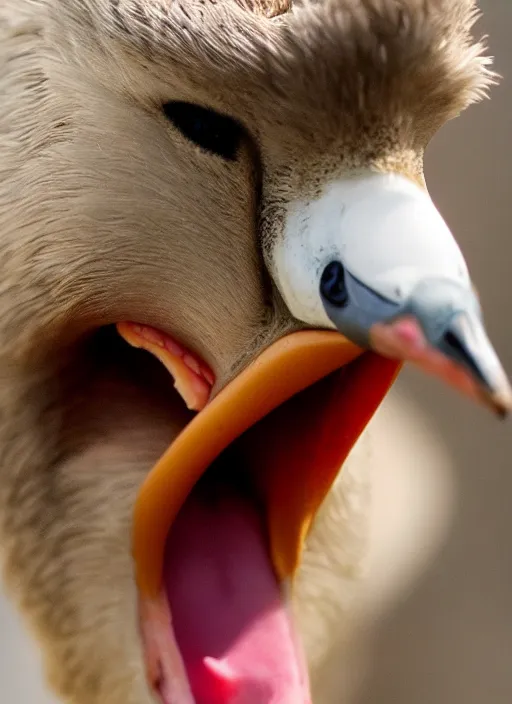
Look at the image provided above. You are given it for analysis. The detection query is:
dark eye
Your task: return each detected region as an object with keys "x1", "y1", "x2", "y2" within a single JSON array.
[
  {"x1": 162, "y1": 101, "x2": 243, "y2": 161},
  {"x1": 320, "y1": 261, "x2": 349, "y2": 307}
]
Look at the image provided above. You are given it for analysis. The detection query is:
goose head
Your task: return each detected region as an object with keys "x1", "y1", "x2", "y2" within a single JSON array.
[{"x1": 0, "y1": 1, "x2": 508, "y2": 704}]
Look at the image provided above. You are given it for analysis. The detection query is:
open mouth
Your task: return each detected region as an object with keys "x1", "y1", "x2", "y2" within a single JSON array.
[{"x1": 116, "y1": 322, "x2": 399, "y2": 704}]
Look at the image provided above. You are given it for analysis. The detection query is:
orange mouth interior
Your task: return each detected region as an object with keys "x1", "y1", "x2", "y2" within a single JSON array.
[
  {"x1": 132, "y1": 330, "x2": 399, "y2": 596},
  {"x1": 121, "y1": 328, "x2": 399, "y2": 703}
]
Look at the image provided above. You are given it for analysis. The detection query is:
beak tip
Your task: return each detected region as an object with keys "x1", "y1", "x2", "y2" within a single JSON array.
[{"x1": 489, "y1": 387, "x2": 512, "y2": 419}]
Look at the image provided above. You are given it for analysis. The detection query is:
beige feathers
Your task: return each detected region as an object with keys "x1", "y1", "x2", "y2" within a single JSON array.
[{"x1": 0, "y1": 2, "x2": 494, "y2": 703}]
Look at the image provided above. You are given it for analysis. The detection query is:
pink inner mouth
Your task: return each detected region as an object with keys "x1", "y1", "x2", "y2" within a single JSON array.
[
  {"x1": 118, "y1": 322, "x2": 311, "y2": 704},
  {"x1": 164, "y1": 483, "x2": 310, "y2": 704}
]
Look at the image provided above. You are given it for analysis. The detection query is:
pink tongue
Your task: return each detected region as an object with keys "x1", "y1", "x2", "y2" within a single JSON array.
[{"x1": 163, "y1": 488, "x2": 311, "y2": 704}]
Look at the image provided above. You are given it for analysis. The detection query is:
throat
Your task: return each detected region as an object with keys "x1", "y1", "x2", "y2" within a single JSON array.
[{"x1": 163, "y1": 463, "x2": 310, "y2": 704}]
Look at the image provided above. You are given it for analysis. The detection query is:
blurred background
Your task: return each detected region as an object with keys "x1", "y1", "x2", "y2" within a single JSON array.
[
  {"x1": 1, "y1": 1, "x2": 511, "y2": 703},
  {"x1": 360, "y1": 2, "x2": 512, "y2": 702}
]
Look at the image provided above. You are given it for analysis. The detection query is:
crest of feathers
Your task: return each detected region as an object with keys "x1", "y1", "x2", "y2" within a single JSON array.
[{"x1": 66, "y1": 0, "x2": 495, "y2": 144}]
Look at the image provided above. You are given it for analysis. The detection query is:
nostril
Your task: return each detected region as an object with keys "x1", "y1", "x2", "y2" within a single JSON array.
[
  {"x1": 320, "y1": 261, "x2": 349, "y2": 308},
  {"x1": 443, "y1": 330, "x2": 466, "y2": 357}
]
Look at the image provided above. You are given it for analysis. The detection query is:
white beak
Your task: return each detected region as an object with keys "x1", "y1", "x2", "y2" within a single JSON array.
[{"x1": 268, "y1": 171, "x2": 512, "y2": 415}]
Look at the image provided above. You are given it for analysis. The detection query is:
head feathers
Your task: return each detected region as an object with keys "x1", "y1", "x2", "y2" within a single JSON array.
[
  {"x1": 67, "y1": 0, "x2": 495, "y2": 154},
  {"x1": 235, "y1": 0, "x2": 291, "y2": 17}
]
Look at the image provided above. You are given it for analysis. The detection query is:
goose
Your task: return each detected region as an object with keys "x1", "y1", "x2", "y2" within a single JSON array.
[{"x1": 0, "y1": 1, "x2": 508, "y2": 704}]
